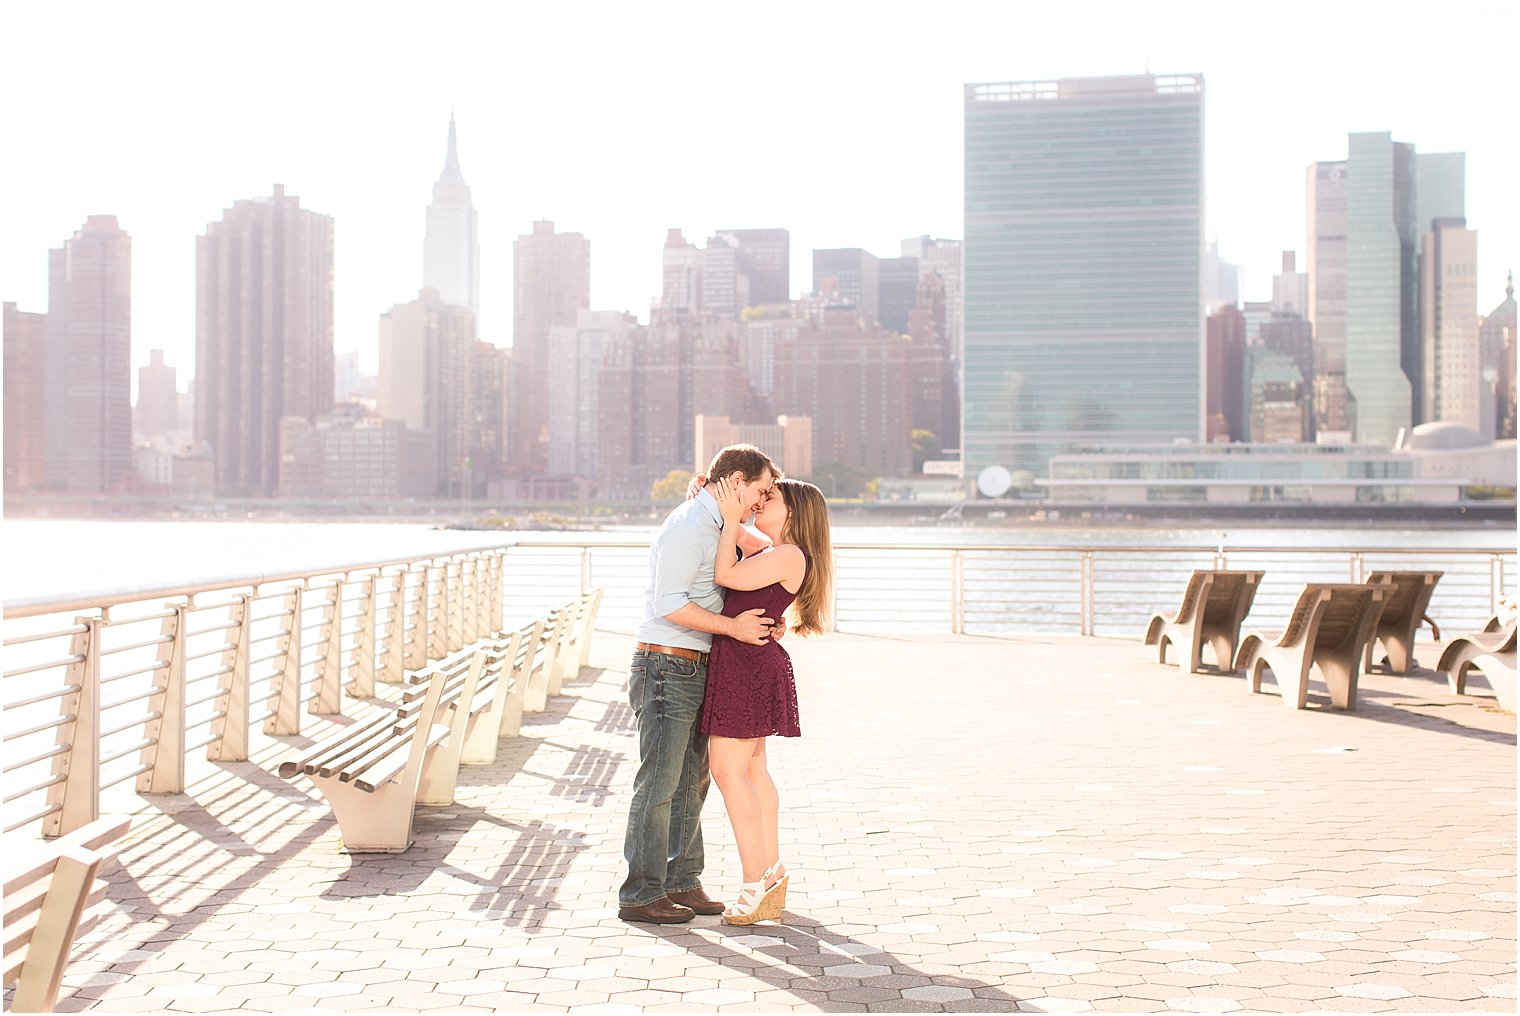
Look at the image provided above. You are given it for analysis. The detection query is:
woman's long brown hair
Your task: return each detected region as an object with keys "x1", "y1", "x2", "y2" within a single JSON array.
[{"x1": 777, "y1": 479, "x2": 833, "y2": 636}]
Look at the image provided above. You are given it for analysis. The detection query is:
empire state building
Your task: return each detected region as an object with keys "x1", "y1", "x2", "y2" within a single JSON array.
[{"x1": 424, "y1": 113, "x2": 480, "y2": 319}]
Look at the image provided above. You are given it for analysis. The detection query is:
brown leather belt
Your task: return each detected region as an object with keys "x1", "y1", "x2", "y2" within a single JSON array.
[{"x1": 635, "y1": 642, "x2": 710, "y2": 665}]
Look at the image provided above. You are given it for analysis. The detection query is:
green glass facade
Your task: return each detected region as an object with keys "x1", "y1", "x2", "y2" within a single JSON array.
[
  {"x1": 1344, "y1": 132, "x2": 1417, "y2": 447},
  {"x1": 963, "y1": 75, "x2": 1204, "y2": 483}
]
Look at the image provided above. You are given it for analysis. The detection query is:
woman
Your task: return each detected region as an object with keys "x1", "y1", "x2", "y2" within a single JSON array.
[{"x1": 702, "y1": 476, "x2": 833, "y2": 925}]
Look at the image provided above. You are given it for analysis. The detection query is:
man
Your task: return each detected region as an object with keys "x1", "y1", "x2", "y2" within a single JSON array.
[{"x1": 618, "y1": 444, "x2": 780, "y2": 924}]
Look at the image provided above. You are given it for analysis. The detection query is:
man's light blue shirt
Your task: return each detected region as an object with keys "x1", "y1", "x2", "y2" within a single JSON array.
[{"x1": 637, "y1": 489, "x2": 724, "y2": 650}]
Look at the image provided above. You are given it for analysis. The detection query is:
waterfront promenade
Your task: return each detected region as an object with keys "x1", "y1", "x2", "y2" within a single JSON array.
[{"x1": 37, "y1": 631, "x2": 1518, "y2": 1013}]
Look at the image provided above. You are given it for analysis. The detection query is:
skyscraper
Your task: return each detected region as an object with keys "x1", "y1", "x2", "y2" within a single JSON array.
[
  {"x1": 660, "y1": 229, "x2": 701, "y2": 314},
  {"x1": 1344, "y1": 132, "x2": 1417, "y2": 446},
  {"x1": 1419, "y1": 219, "x2": 1480, "y2": 430},
  {"x1": 1481, "y1": 273, "x2": 1516, "y2": 439},
  {"x1": 901, "y1": 235, "x2": 964, "y2": 383},
  {"x1": 547, "y1": 310, "x2": 635, "y2": 478},
  {"x1": 719, "y1": 228, "x2": 790, "y2": 306},
  {"x1": 3, "y1": 302, "x2": 47, "y2": 491},
  {"x1": 47, "y1": 216, "x2": 134, "y2": 493},
  {"x1": 1306, "y1": 160, "x2": 1350, "y2": 433},
  {"x1": 877, "y1": 256, "x2": 920, "y2": 334},
  {"x1": 135, "y1": 349, "x2": 179, "y2": 439},
  {"x1": 812, "y1": 248, "x2": 879, "y2": 324},
  {"x1": 1271, "y1": 251, "x2": 1308, "y2": 317},
  {"x1": 963, "y1": 74, "x2": 1204, "y2": 481},
  {"x1": 196, "y1": 185, "x2": 335, "y2": 496},
  {"x1": 377, "y1": 287, "x2": 477, "y2": 496},
  {"x1": 700, "y1": 234, "x2": 749, "y2": 320},
  {"x1": 423, "y1": 113, "x2": 480, "y2": 319},
  {"x1": 510, "y1": 220, "x2": 589, "y2": 475},
  {"x1": 1206, "y1": 305, "x2": 1247, "y2": 442}
]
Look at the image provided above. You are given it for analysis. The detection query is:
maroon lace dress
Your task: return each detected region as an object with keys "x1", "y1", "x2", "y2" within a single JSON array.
[{"x1": 699, "y1": 556, "x2": 806, "y2": 739}]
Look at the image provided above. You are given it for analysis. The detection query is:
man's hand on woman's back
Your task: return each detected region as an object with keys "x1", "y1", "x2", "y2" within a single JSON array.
[{"x1": 728, "y1": 607, "x2": 774, "y2": 645}]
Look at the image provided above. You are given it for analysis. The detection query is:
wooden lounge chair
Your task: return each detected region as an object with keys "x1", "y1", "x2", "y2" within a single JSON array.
[
  {"x1": 1362, "y1": 571, "x2": 1442, "y2": 674},
  {"x1": 1144, "y1": 570, "x2": 1264, "y2": 673},
  {"x1": 1438, "y1": 617, "x2": 1517, "y2": 713},
  {"x1": 1234, "y1": 582, "x2": 1392, "y2": 710}
]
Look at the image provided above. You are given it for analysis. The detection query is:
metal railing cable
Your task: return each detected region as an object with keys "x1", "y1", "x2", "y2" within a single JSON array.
[{"x1": 2, "y1": 538, "x2": 1509, "y2": 842}]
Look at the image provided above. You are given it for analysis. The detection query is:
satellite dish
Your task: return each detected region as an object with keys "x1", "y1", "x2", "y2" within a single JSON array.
[{"x1": 976, "y1": 465, "x2": 1012, "y2": 498}]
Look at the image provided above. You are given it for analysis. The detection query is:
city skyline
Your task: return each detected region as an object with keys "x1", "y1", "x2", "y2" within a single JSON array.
[{"x1": 2, "y1": 0, "x2": 1515, "y2": 388}]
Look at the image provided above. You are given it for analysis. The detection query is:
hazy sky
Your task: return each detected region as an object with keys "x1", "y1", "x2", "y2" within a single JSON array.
[{"x1": 3, "y1": 0, "x2": 1515, "y2": 388}]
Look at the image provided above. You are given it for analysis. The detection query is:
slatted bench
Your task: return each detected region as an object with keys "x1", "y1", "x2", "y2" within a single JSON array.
[
  {"x1": 3, "y1": 816, "x2": 132, "y2": 1013},
  {"x1": 1144, "y1": 570, "x2": 1264, "y2": 673},
  {"x1": 1235, "y1": 582, "x2": 1392, "y2": 710},
  {"x1": 1440, "y1": 617, "x2": 1517, "y2": 712},
  {"x1": 277, "y1": 657, "x2": 456, "y2": 852},
  {"x1": 1362, "y1": 571, "x2": 1443, "y2": 674}
]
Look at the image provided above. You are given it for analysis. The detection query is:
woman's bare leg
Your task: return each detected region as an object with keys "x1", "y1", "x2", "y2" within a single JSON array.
[
  {"x1": 709, "y1": 735, "x2": 766, "y2": 881},
  {"x1": 747, "y1": 738, "x2": 780, "y2": 875}
]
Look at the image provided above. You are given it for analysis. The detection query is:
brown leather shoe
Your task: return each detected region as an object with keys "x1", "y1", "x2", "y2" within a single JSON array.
[
  {"x1": 617, "y1": 897, "x2": 695, "y2": 924},
  {"x1": 666, "y1": 886, "x2": 725, "y2": 916}
]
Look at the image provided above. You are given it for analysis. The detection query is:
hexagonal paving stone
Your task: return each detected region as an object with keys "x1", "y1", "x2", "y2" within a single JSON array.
[
  {"x1": 1031, "y1": 959, "x2": 1100, "y2": 975},
  {"x1": 1255, "y1": 950, "x2": 1325, "y2": 964},
  {"x1": 1166, "y1": 996, "x2": 1242, "y2": 1012},
  {"x1": 1425, "y1": 929, "x2": 1489, "y2": 941},
  {"x1": 823, "y1": 963, "x2": 893, "y2": 979},
  {"x1": 902, "y1": 985, "x2": 975, "y2": 1003},
  {"x1": 1015, "y1": 998, "x2": 1095, "y2": 1013},
  {"x1": 683, "y1": 988, "x2": 755, "y2": 1005},
  {"x1": 1390, "y1": 949, "x2": 1460, "y2": 963},
  {"x1": 1335, "y1": 982, "x2": 1415, "y2": 1000},
  {"x1": 1146, "y1": 939, "x2": 1212, "y2": 953},
  {"x1": 147, "y1": 984, "x2": 222, "y2": 999},
  {"x1": 291, "y1": 982, "x2": 364, "y2": 998}
]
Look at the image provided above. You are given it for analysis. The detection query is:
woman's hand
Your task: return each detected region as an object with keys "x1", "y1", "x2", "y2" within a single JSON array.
[
  {"x1": 713, "y1": 476, "x2": 748, "y2": 525},
  {"x1": 685, "y1": 473, "x2": 707, "y2": 500}
]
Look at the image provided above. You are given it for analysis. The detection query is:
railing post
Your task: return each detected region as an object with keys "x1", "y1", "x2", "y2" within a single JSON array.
[
  {"x1": 208, "y1": 594, "x2": 250, "y2": 761},
  {"x1": 427, "y1": 564, "x2": 447, "y2": 661},
  {"x1": 450, "y1": 560, "x2": 466, "y2": 651},
  {"x1": 581, "y1": 548, "x2": 592, "y2": 596},
  {"x1": 1350, "y1": 552, "x2": 1364, "y2": 583},
  {"x1": 380, "y1": 569, "x2": 405, "y2": 683},
  {"x1": 463, "y1": 557, "x2": 480, "y2": 643},
  {"x1": 347, "y1": 575, "x2": 376, "y2": 699},
  {"x1": 1493, "y1": 553, "x2": 1504, "y2": 613},
  {"x1": 139, "y1": 603, "x2": 187, "y2": 794},
  {"x1": 491, "y1": 550, "x2": 505, "y2": 634},
  {"x1": 310, "y1": 583, "x2": 342, "y2": 715},
  {"x1": 950, "y1": 550, "x2": 964, "y2": 635},
  {"x1": 826, "y1": 558, "x2": 840, "y2": 633},
  {"x1": 405, "y1": 565, "x2": 427, "y2": 670},
  {"x1": 265, "y1": 586, "x2": 302, "y2": 736},
  {"x1": 44, "y1": 617, "x2": 101, "y2": 837},
  {"x1": 1080, "y1": 551, "x2": 1095, "y2": 637}
]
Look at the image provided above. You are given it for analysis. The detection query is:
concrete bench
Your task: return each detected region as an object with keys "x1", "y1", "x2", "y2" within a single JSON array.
[
  {"x1": 1144, "y1": 569, "x2": 1264, "y2": 673},
  {"x1": 3, "y1": 816, "x2": 132, "y2": 1012},
  {"x1": 1235, "y1": 582, "x2": 1392, "y2": 710},
  {"x1": 525, "y1": 590, "x2": 604, "y2": 712},
  {"x1": 1363, "y1": 571, "x2": 1442, "y2": 674},
  {"x1": 276, "y1": 656, "x2": 457, "y2": 852},
  {"x1": 1439, "y1": 617, "x2": 1517, "y2": 713}
]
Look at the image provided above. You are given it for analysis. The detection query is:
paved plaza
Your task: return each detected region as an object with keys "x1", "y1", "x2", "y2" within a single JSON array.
[{"x1": 49, "y1": 631, "x2": 1517, "y2": 1013}]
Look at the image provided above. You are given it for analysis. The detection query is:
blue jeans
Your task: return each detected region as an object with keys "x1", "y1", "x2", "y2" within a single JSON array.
[{"x1": 619, "y1": 649, "x2": 711, "y2": 907}]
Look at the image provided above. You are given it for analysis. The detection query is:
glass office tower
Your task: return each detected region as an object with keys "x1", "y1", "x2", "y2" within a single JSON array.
[
  {"x1": 1344, "y1": 132, "x2": 1417, "y2": 447},
  {"x1": 962, "y1": 74, "x2": 1204, "y2": 485}
]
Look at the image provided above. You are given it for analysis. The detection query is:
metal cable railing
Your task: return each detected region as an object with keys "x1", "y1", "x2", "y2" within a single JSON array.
[{"x1": 2, "y1": 538, "x2": 1509, "y2": 841}]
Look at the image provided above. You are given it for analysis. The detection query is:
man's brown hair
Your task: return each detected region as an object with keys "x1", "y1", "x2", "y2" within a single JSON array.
[{"x1": 706, "y1": 444, "x2": 779, "y2": 484}]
